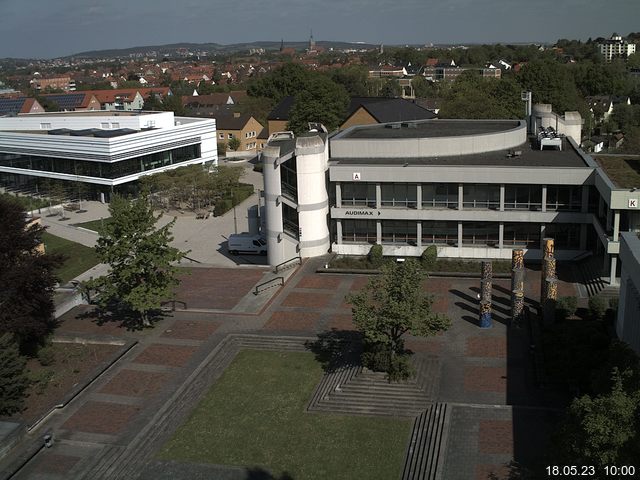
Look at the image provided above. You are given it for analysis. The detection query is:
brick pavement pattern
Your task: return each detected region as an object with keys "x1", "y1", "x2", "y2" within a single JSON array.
[
  {"x1": 99, "y1": 369, "x2": 170, "y2": 397},
  {"x1": 464, "y1": 366, "x2": 508, "y2": 393},
  {"x1": 62, "y1": 401, "x2": 141, "y2": 435},
  {"x1": 466, "y1": 337, "x2": 507, "y2": 357},
  {"x1": 263, "y1": 311, "x2": 320, "y2": 331},
  {"x1": 161, "y1": 319, "x2": 220, "y2": 340},
  {"x1": 280, "y1": 291, "x2": 333, "y2": 308},
  {"x1": 478, "y1": 420, "x2": 514, "y2": 454},
  {"x1": 133, "y1": 344, "x2": 198, "y2": 368}
]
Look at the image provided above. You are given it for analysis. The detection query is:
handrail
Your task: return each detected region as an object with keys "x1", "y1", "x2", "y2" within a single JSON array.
[
  {"x1": 182, "y1": 255, "x2": 202, "y2": 264},
  {"x1": 274, "y1": 256, "x2": 301, "y2": 273},
  {"x1": 254, "y1": 276, "x2": 284, "y2": 295}
]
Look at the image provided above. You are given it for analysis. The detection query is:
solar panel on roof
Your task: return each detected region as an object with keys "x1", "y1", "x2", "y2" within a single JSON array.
[
  {"x1": 0, "y1": 97, "x2": 26, "y2": 114},
  {"x1": 43, "y1": 93, "x2": 84, "y2": 109}
]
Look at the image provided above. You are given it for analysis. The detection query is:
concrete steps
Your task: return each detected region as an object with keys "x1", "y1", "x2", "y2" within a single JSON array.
[
  {"x1": 308, "y1": 357, "x2": 438, "y2": 417},
  {"x1": 402, "y1": 403, "x2": 450, "y2": 480},
  {"x1": 578, "y1": 257, "x2": 606, "y2": 297}
]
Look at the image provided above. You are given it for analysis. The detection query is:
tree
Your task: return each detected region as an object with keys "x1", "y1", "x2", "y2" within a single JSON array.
[
  {"x1": 0, "y1": 197, "x2": 62, "y2": 348},
  {"x1": 346, "y1": 260, "x2": 451, "y2": 380},
  {"x1": 0, "y1": 333, "x2": 30, "y2": 415},
  {"x1": 88, "y1": 194, "x2": 187, "y2": 327},
  {"x1": 287, "y1": 75, "x2": 349, "y2": 133},
  {"x1": 247, "y1": 63, "x2": 311, "y2": 102},
  {"x1": 228, "y1": 137, "x2": 241, "y2": 151},
  {"x1": 554, "y1": 371, "x2": 640, "y2": 470}
]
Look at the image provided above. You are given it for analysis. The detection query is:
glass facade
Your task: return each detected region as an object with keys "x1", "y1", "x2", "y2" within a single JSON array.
[
  {"x1": 341, "y1": 182, "x2": 376, "y2": 207},
  {"x1": 280, "y1": 157, "x2": 297, "y2": 201},
  {"x1": 422, "y1": 221, "x2": 458, "y2": 245},
  {"x1": 504, "y1": 185, "x2": 542, "y2": 210},
  {"x1": 342, "y1": 219, "x2": 377, "y2": 243},
  {"x1": 545, "y1": 223, "x2": 581, "y2": 248},
  {"x1": 282, "y1": 203, "x2": 299, "y2": 238},
  {"x1": 463, "y1": 185, "x2": 500, "y2": 209},
  {"x1": 422, "y1": 183, "x2": 458, "y2": 209},
  {"x1": 461, "y1": 222, "x2": 500, "y2": 245},
  {"x1": 381, "y1": 183, "x2": 417, "y2": 208},
  {"x1": 381, "y1": 220, "x2": 416, "y2": 245},
  {"x1": 546, "y1": 185, "x2": 581, "y2": 211},
  {"x1": 503, "y1": 223, "x2": 541, "y2": 248},
  {"x1": 0, "y1": 144, "x2": 201, "y2": 180}
]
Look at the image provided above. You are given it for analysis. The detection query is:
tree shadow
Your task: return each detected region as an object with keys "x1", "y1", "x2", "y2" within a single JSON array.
[
  {"x1": 75, "y1": 302, "x2": 170, "y2": 331},
  {"x1": 245, "y1": 467, "x2": 295, "y2": 480},
  {"x1": 304, "y1": 329, "x2": 362, "y2": 373}
]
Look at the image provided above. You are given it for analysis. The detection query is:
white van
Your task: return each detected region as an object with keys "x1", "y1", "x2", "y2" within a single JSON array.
[{"x1": 227, "y1": 234, "x2": 267, "y2": 255}]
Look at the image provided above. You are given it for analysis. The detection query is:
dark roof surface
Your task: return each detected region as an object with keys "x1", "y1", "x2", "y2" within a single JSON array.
[
  {"x1": 331, "y1": 139, "x2": 589, "y2": 168},
  {"x1": 346, "y1": 97, "x2": 437, "y2": 123},
  {"x1": 40, "y1": 93, "x2": 86, "y2": 109},
  {"x1": 343, "y1": 119, "x2": 519, "y2": 139},
  {"x1": 215, "y1": 114, "x2": 253, "y2": 130},
  {"x1": 0, "y1": 97, "x2": 28, "y2": 115}
]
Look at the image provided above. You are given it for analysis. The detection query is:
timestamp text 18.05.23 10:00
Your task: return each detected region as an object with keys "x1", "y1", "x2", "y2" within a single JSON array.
[{"x1": 546, "y1": 465, "x2": 636, "y2": 476}]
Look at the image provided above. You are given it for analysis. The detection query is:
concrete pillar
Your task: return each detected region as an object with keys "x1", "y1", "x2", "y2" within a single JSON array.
[
  {"x1": 458, "y1": 184, "x2": 464, "y2": 210},
  {"x1": 541, "y1": 185, "x2": 547, "y2": 213},
  {"x1": 375, "y1": 183, "x2": 381, "y2": 209},
  {"x1": 458, "y1": 222, "x2": 463, "y2": 248},
  {"x1": 376, "y1": 220, "x2": 382, "y2": 244},
  {"x1": 613, "y1": 211, "x2": 620, "y2": 240},
  {"x1": 540, "y1": 224, "x2": 546, "y2": 250},
  {"x1": 609, "y1": 256, "x2": 618, "y2": 286},
  {"x1": 499, "y1": 184, "x2": 505, "y2": 212},
  {"x1": 416, "y1": 221, "x2": 422, "y2": 248},
  {"x1": 580, "y1": 224, "x2": 587, "y2": 250},
  {"x1": 581, "y1": 185, "x2": 589, "y2": 213},
  {"x1": 416, "y1": 184, "x2": 422, "y2": 210},
  {"x1": 336, "y1": 220, "x2": 342, "y2": 245},
  {"x1": 335, "y1": 183, "x2": 342, "y2": 208}
]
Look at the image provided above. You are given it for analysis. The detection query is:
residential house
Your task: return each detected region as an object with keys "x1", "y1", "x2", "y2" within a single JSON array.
[
  {"x1": 215, "y1": 113, "x2": 264, "y2": 154},
  {"x1": 340, "y1": 97, "x2": 437, "y2": 130},
  {"x1": 40, "y1": 92, "x2": 101, "y2": 111},
  {"x1": 31, "y1": 76, "x2": 76, "y2": 92},
  {"x1": 0, "y1": 97, "x2": 45, "y2": 116}
]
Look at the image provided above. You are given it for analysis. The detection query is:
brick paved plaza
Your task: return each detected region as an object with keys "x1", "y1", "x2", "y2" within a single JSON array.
[{"x1": 2, "y1": 258, "x2": 577, "y2": 480}]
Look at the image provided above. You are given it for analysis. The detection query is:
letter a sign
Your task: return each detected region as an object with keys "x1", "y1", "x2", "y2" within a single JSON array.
[{"x1": 352, "y1": 172, "x2": 361, "y2": 181}]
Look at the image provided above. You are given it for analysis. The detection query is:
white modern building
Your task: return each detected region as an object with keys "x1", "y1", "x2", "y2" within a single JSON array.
[
  {"x1": 599, "y1": 34, "x2": 636, "y2": 62},
  {"x1": 0, "y1": 111, "x2": 217, "y2": 198},
  {"x1": 262, "y1": 110, "x2": 640, "y2": 287}
]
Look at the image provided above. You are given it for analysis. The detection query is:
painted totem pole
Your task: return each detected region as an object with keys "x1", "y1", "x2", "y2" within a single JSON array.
[
  {"x1": 541, "y1": 238, "x2": 558, "y2": 326},
  {"x1": 511, "y1": 249, "x2": 526, "y2": 327},
  {"x1": 479, "y1": 261, "x2": 493, "y2": 328}
]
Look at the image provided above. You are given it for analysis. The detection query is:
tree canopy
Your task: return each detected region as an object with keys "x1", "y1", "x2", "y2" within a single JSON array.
[
  {"x1": 287, "y1": 75, "x2": 349, "y2": 133},
  {"x1": 0, "y1": 333, "x2": 30, "y2": 415},
  {"x1": 346, "y1": 260, "x2": 451, "y2": 380},
  {"x1": 88, "y1": 194, "x2": 187, "y2": 327},
  {"x1": 0, "y1": 196, "x2": 62, "y2": 348}
]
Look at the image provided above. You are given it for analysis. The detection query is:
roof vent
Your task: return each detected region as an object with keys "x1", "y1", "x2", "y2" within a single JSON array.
[{"x1": 385, "y1": 123, "x2": 401, "y2": 129}]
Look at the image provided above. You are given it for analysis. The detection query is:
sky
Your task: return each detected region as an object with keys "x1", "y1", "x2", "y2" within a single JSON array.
[{"x1": 1, "y1": 0, "x2": 639, "y2": 59}]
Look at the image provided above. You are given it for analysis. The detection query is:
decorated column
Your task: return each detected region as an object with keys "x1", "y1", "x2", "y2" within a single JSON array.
[
  {"x1": 543, "y1": 256, "x2": 558, "y2": 326},
  {"x1": 479, "y1": 261, "x2": 493, "y2": 328},
  {"x1": 511, "y1": 249, "x2": 526, "y2": 327}
]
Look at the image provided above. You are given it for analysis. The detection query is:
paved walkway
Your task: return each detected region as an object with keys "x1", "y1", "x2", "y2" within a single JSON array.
[{"x1": 0, "y1": 257, "x2": 578, "y2": 480}]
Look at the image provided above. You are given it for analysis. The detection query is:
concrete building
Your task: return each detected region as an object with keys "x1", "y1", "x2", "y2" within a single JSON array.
[
  {"x1": 599, "y1": 34, "x2": 636, "y2": 62},
  {"x1": 617, "y1": 232, "x2": 640, "y2": 354},
  {"x1": 261, "y1": 112, "x2": 640, "y2": 288},
  {"x1": 0, "y1": 111, "x2": 217, "y2": 199}
]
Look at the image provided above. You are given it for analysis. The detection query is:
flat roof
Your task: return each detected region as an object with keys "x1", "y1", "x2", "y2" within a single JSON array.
[
  {"x1": 340, "y1": 119, "x2": 522, "y2": 140},
  {"x1": 331, "y1": 139, "x2": 590, "y2": 168},
  {"x1": 14, "y1": 110, "x2": 158, "y2": 117},
  {"x1": 595, "y1": 155, "x2": 640, "y2": 188}
]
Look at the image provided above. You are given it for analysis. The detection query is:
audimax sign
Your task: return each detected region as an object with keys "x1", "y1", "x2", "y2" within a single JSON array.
[{"x1": 344, "y1": 210, "x2": 381, "y2": 216}]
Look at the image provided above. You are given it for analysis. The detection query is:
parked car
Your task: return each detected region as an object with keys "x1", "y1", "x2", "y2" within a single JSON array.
[{"x1": 227, "y1": 234, "x2": 267, "y2": 255}]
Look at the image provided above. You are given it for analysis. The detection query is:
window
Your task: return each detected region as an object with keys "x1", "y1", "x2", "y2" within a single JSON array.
[
  {"x1": 111, "y1": 122, "x2": 120, "y2": 129},
  {"x1": 547, "y1": 186, "x2": 581, "y2": 211},
  {"x1": 381, "y1": 183, "x2": 417, "y2": 208},
  {"x1": 463, "y1": 185, "x2": 500, "y2": 209},
  {"x1": 545, "y1": 224, "x2": 581, "y2": 248},
  {"x1": 342, "y1": 219, "x2": 377, "y2": 243},
  {"x1": 503, "y1": 223, "x2": 540, "y2": 248},
  {"x1": 228, "y1": 133, "x2": 234, "y2": 139},
  {"x1": 101, "y1": 123, "x2": 109, "y2": 129},
  {"x1": 341, "y1": 182, "x2": 376, "y2": 207},
  {"x1": 280, "y1": 157, "x2": 297, "y2": 200},
  {"x1": 504, "y1": 185, "x2": 542, "y2": 210},
  {"x1": 283, "y1": 203, "x2": 298, "y2": 238},
  {"x1": 422, "y1": 183, "x2": 458, "y2": 209},
  {"x1": 219, "y1": 133, "x2": 224, "y2": 139},
  {"x1": 422, "y1": 221, "x2": 458, "y2": 245},
  {"x1": 40, "y1": 123, "x2": 51, "y2": 129},
  {"x1": 381, "y1": 220, "x2": 417, "y2": 245},
  {"x1": 461, "y1": 222, "x2": 499, "y2": 246}
]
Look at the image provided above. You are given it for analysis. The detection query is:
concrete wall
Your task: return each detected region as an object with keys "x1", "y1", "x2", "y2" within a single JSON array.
[
  {"x1": 617, "y1": 232, "x2": 640, "y2": 355},
  {"x1": 532, "y1": 104, "x2": 582, "y2": 143},
  {"x1": 3, "y1": 111, "x2": 174, "y2": 131},
  {"x1": 330, "y1": 120, "x2": 526, "y2": 159}
]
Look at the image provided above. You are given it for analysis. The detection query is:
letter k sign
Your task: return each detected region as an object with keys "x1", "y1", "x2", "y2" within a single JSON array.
[{"x1": 629, "y1": 198, "x2": 638, "y2": 208}]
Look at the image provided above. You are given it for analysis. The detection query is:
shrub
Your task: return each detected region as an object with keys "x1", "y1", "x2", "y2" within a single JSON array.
[
  {"x1": 420, "y1": 245, "x2": 438, "y2": 269},
  {"x1": 28, "y1": 370, "x2": 55, "y2": 395},
  {"x1": 588, "y1": 296, "x2": 608, "y2": 320},
  {"x1": 556, "y1": 296, "x2": 578, "y2": 321},
  {"x1": 37, "y1": 344, "x2": 56, "y2": 366},
  {"x1": 217, "y1": 142, "x2": 227, "y2": 156},
  {"x1": 367, "y1": 244, "x2": 383, "y2": 268},
  {"x1": 214, "y1": 198, "x2": 233, "y2": 216},
  {"x1": 361, "y1": 341, "x2": 414, "y2": 382}
]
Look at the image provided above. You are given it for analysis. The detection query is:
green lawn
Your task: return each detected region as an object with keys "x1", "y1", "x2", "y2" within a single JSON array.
[
  {"x1": 159, "y1": 350, "x2": 411, "y2": 480},
  {"x1": 41, "y1": 232, "x2": 100, "y2": 283},
  {"x1": 72, "y1": 217, "x2": 112, "y2": 234}
]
